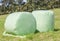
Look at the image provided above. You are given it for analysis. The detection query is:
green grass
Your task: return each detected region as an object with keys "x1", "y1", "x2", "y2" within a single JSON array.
[{"x1": 0, "y1": 8, "x2": 60, "y2": 41}]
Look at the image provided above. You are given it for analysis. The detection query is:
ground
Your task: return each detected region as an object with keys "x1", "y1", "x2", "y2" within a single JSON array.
[{"x1": 0, "y1": 8, "x2": 60, "y2": 41}]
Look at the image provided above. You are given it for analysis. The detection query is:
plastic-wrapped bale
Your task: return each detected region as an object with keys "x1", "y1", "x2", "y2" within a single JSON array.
[
  {"x1": 4, "y1": 12, "x2": 36, "y2": 36},
  {"x1": 32, "y1": 10, "x2": 54, "y2": 32}
]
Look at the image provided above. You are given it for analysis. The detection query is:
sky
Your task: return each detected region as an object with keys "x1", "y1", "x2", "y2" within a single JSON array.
[{"x1": 0, "y1": 0, "x2": 28, "y2": 6}]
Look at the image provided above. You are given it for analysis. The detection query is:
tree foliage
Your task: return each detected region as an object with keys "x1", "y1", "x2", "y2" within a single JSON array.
[{"x1": 0, "y1": 0, "x2": 60, "y2": 15}]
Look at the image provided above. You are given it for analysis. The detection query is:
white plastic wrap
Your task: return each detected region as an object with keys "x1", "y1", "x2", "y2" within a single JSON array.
[
  {"x1": 4, "y1": 12, "x2": 36, "y2": 36},
  {"x1": 32, "y1": 10, "x2": 54, "y2": 32}
]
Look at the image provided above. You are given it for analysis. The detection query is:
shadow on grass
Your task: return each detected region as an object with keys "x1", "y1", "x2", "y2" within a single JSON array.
[
  {"x1": 26, "y1": 30, "x2": 39, "y2": 40},
  {"x1": 34, "y1": 30, "x2": 39, "y2": 34},
  {"x1": 54, "y1": 29, "x2": 60, "y2": 32},
  {"x1": 35, "y1": 29, "x2": 60, "y2": 33}
]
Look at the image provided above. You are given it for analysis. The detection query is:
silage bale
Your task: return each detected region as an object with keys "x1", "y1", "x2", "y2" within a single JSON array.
[
  {"x1": 32, "y1": 10, "x2": 54, "y2": 32},
  {"x1": 4, "y1": 12, "x2": 36, "y2": 36}
]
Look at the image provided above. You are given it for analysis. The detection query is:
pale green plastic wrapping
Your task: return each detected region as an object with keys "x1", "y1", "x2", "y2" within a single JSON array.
[
  {"x1": 32, "y1": 10, "x2": 54, "y2": 32},
  {"x1": 4, "y1": 12, "x2": 36, "y2": 36}
]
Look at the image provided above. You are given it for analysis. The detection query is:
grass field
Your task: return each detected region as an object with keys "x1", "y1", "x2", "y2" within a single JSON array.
[{"x1": 0, "y1": 8, "x2": 60, "y2": 41}]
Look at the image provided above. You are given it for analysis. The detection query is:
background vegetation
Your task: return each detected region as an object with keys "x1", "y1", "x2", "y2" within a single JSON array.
[{"x1": 0, "y1": 0, "x2": 60, "y2": 14}]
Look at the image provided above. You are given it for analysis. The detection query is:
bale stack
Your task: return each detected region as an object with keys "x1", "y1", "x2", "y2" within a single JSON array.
[{"x1": 4, "y1": 12, "x2": 36, "y2": 36}]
